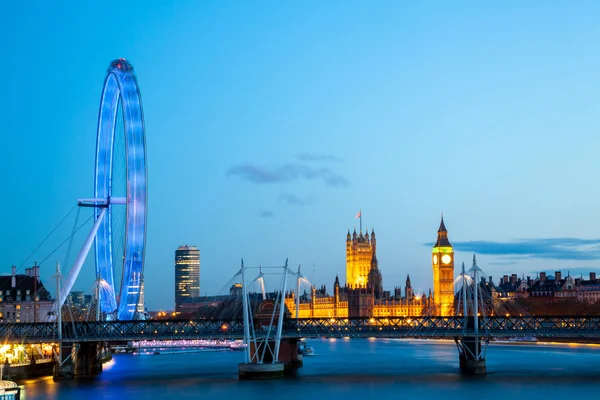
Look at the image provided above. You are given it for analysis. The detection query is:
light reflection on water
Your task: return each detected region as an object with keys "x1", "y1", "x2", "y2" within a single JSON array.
[{"x1": 21, "y1": 338, "x2": 600, "y2": 400}]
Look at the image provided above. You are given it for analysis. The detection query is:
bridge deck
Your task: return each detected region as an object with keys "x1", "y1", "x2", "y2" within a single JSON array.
[{"x1": 2, "y1": 316, "x2": 600, "y2": 343}]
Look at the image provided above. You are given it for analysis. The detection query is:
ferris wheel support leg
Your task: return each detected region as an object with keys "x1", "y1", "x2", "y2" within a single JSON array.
[{"x1": 58, "y1": 208, "x2": 107, "y2": 309}]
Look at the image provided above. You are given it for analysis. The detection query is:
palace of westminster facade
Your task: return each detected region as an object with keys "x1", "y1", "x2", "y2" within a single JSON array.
[{"x1": 284, "y1": 216, "x2": 455, "y2": 318}]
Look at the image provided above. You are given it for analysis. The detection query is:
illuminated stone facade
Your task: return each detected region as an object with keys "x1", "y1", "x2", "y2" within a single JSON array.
[
  {"x1": 346, "y1": 229, "x2": 374, "y2": 288},
  {"x1": 431, "y1": 216, "x2": 455, "y2": 316},
  {"x1": 285, "y1": 224, "x2": 437, "y2": 318},
  {"x1": 286, "y1": 278, "x2": 349, "y2": 318}
]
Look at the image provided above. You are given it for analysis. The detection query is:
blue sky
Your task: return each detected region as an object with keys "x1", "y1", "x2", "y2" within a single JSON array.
[{"x1": 2, "y1": 1, "x2": 600, "y2": 311}]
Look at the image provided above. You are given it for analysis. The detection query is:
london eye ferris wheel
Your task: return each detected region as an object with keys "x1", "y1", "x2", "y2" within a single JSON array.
[{"x1": 62, "y1": 59, "x2": 148, "y2": 321}]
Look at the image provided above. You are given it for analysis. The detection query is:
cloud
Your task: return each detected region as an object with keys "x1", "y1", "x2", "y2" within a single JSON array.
[
  {"x1": 487, "y1": 261, "x2": 517, "y2": 266},
  {"x1": 424, "y1": 238, "x2": 600, "y2": 261},
  {"x1": 279, "y1": 193, "x2": 305, "y2": 206},
  {"x1": 259, "y1": 210, "x2": 274, "y2": 218},
  {"x1": 297, "y1": 153, "x2": 341, "y2": 163},
  {"x1": 227, "y1": 163, "x2": 349, "y2": 187}
]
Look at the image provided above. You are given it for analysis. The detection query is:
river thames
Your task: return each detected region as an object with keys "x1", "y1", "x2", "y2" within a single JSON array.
[{"x1": 20, "y1": 338, "x2": 600, "y2": 399}]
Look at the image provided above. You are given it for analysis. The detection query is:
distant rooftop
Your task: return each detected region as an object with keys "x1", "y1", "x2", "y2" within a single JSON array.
[{"x1": 177, "y1": 245, "x2": 198, "y2": 251}]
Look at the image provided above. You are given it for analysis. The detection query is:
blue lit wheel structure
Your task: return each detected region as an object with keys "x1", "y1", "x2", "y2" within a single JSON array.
[{"x1": 94, "y1": 59, "x2": 147, "y2": 320}]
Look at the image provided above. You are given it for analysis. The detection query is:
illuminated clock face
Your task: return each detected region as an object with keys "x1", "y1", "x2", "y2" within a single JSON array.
[
  {"x1": 433, "y1": 255, "x2": 438, "y2": 264},
  {"x1": 441, "y1": 254, "x2": 452, "y2": 265}
]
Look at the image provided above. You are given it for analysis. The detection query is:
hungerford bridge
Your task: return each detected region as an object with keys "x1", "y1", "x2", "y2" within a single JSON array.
[
  {"x1": 6, "y1": 315, "x2": 600, "y2": 343},
  {"x1": 9, "y1": 258, "x2": 600, "y2": 379},
  {"x1": 11, "y1": 59, "x2": 600, "y2": 380}
]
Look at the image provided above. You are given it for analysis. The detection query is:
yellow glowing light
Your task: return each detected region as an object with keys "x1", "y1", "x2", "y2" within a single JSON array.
[
  {"x1": 433, "y1": 255, "x2": 438, "y2": 264},
  {"x1": 432, "y1": 246, "x2": 453, "y2": 254},
  {"x1": 441, "y1": 255, "x2": 452, "y2": 264}
]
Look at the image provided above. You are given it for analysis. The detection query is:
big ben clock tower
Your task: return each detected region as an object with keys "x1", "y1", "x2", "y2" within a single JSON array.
[{"x1": 432, "y1": 215, "x2": 454, "y2": 316}]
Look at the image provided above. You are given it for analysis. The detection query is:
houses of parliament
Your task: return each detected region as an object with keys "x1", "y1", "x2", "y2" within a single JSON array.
[{"x1": 284, "y1": 216, "x2": 455, "y2": 318}]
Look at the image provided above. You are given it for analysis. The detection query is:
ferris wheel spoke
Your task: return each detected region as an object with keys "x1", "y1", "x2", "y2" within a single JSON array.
[{"x1": 78, "y1": 197, "x2": 128, "y2": 206}]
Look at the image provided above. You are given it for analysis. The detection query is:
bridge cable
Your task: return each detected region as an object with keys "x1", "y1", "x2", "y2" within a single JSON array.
[
  {"x1": 37, "y1": 214, "x2": 93, "y2": 268},
  {"x1": 0, "y1": 206, "x2": 88, "y2": 343},
  {"x1": 62, "y1": 207, "x2": 81, "y2": 274},
  {"x1": 3, "y1": 212, "x2": 93, "y2": 346},
  {"x1": 18, "y1": 204, "x2": 78, "y2": 270}
]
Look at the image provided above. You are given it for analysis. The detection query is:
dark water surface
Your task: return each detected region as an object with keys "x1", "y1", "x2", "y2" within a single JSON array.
[{"x1": 21, "y1": 338, "x2": 600, "y2": 399}]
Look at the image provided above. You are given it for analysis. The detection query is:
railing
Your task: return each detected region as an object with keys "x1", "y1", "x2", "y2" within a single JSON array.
[{"x1": 1, "y1": 316, "x2": 600, "y2": 343}]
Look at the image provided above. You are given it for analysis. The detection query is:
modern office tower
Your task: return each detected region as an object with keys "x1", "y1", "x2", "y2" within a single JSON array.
[{"x1": 175, "y1": 245, "x2": 200, "y2": 310}]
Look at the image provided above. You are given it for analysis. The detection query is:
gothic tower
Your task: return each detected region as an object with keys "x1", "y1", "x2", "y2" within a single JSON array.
[
  {"x1": 405, "y1": 274, "x2": 413, "y2": 300},
  {"x1": 346, "y1": 228, "x2": 373, "y2": 288},
  {"x1": 432, "y1": 215, "x2": 455, "y2": 316},
  {"x1": 367, "y1": 229, "x2": 383, "y2": 299}
]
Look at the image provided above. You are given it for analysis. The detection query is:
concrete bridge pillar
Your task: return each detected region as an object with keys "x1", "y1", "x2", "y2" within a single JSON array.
[
  {"x1": 54, "y1": 341, "x2": 111, "y2": 381},
  {"x1": 73, "y1": 342, "x2": 103, "y2": 378},
  {"x1": 456, "y1": 335, "x2": 487, "y2": 375},
  {"x1": 53, "y1": 342, "x2": 75, "y2": 381},
  {"x1": 238, "y1": 338, "x2": 302, "y2": 379}
]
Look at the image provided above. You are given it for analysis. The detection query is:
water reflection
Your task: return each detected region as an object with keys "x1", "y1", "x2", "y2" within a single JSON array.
[{"x1": 20, "y1": 338, "x2": 600, "y2": 400}]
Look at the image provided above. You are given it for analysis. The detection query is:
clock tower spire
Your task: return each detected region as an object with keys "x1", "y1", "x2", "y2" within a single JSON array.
[{"x1": 432, "y1": 214, "x2": 454, "y2": 316}]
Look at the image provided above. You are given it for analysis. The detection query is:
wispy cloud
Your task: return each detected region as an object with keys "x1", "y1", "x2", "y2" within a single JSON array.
[
  {"x1": 424, "y1": 238, "x2": 600, "y2": 261},
  {"x1": 487, "y1": 261, "x2": 517, "y2": 266},
  {"x1": 279, "y1": 193, "x2": 306, "y2": 206},
  {"x1": 227, "y1": 163, "x2": 349, "y2": 187},
  {"x1": 297, "y1": 153, "x2": 341, "y2": 163},
  {"x1": 259, "y1": 210, "x2": 274, "y2": 218}
]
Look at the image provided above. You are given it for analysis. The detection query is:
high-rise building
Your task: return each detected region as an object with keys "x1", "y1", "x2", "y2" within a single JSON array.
[
  {"x1": 432, "y1": 215, "x2": 455, "y2": 316},
  {"x1": 175, "y1": 245, "x2": 200, "y2": 310}
]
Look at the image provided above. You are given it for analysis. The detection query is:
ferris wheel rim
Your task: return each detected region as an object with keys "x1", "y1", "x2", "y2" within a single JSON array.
[{"x1": 94, "y1": 58, "x2": 147, "y2": 320}]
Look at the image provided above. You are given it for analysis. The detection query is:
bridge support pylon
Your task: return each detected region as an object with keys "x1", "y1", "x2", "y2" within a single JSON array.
[
  {"x1": 454, "y1": 257, "x2": 489, "y2": 375},
  {"x1": 455, "y1": 334, "x2": 487, "y2": 375},
  {"x1": 73, "y1": 342, "x2": 104, "y2": 378},
  {"x1": 53, "y1": 342, "x2": 75, "y2": 381},
  {"x1": 53, "y1": 342, "x2": 111, "y2": 381},
  {"x1": 237, "y1": 259, "x2": 293, "y2": 379}
]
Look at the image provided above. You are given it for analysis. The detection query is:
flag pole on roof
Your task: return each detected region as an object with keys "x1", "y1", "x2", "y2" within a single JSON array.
[{"x1": 355, "y1": 209, "x2": 362, "y2": 232}]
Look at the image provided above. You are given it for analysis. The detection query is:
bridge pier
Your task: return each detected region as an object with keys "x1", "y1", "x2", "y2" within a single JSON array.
[
  {"x1": 238, "y1": 361, "x2": 285, "y2": 379},
  {"x1": 455, "y1": 335, "x2": 487, "y2": 375},
  {"x1": 454, "y1": 257, "x2": 488, "y2": 375},
  {"x1": 73, "y1": 342, "x2": 103, "y2": 378},
  {"x1": 53, "y1": 342, "x2": 75, "y2": 381},
  {"x1": 238, "y1": 338, "x2": 302, "y2": 379},
  {"x1": 53, "y1": 342, "x2": 111, "y2": 381}
]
